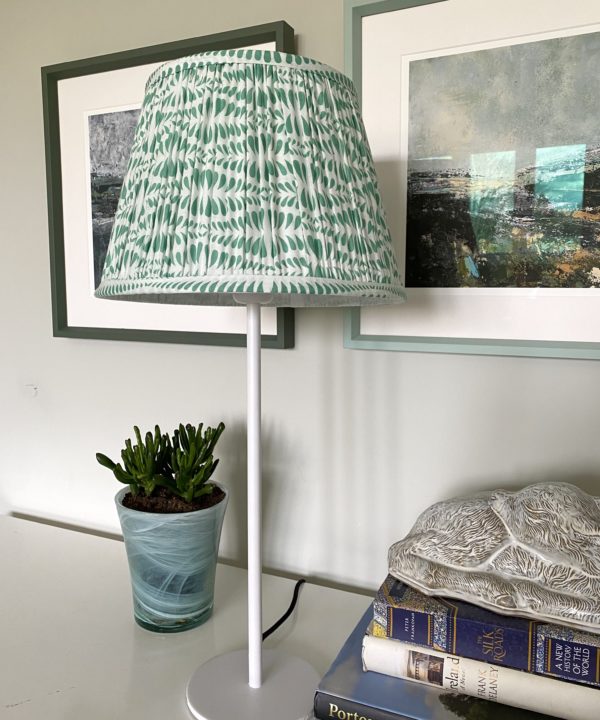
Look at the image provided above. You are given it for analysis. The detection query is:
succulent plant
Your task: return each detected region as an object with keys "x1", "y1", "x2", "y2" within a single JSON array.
[
  {"x1": 96, "y1": 421, "x2": 225, "y2": 503},
  {"x1": 169, "y1": 422, "x2": 225, "y2": 503}
]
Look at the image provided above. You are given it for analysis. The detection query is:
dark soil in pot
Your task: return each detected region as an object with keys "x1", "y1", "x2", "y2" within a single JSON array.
[{"x1": 122, "y1": 485, "x2": 226, "y2": 513}]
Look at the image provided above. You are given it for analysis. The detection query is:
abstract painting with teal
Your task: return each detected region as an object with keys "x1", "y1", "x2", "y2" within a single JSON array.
[{"x1": 405, "y1": 30, "x2": 600, "y2": 289}]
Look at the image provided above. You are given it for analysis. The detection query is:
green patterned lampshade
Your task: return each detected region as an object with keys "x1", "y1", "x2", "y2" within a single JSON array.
[{"x1": 96, "y1": 49, "x2": 404, "y2": 307}]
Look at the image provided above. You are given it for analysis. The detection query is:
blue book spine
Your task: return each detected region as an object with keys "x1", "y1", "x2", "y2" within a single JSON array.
[
  {"x1": 373, "y1": 575, "x2": 600, "y2": 688},
  {"x1": 314, "y1": 691, "x2": 411, "y2": 720}
]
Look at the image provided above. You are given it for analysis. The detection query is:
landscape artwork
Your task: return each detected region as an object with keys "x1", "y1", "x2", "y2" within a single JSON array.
[
  {"x1": 88, "y1": 109, "x2": 139, "y2": 288},
  {"x1": 405, "y1": 29, "x2": 600, "y2": 289}
]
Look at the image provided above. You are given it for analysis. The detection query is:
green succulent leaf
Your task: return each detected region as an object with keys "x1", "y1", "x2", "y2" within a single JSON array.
[{"x1": 96, "y1": 453, "x2": 116, "y2": 471}]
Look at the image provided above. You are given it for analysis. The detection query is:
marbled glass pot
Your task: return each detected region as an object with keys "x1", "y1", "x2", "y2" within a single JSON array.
[{"x1": 115, "y1": 486, "x2": 228, "y2": 633}]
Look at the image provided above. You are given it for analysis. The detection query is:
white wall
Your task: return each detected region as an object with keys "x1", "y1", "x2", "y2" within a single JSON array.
[{"x1": 1, "y1": 0, "x2": 600, "y2": 592}]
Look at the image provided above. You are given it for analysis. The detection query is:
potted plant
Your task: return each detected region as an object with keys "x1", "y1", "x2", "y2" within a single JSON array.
[{"x1": 96, "y1": 421, "x2": 227, "y2": 633}]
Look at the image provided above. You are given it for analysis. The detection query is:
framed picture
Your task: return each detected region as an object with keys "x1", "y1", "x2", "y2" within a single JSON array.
[
  {"x1": 42, "y1": 22, "x2": 295, "y2": 348},
  {"x1": 344, "y1": 0, "x2": 600, "y2": 358}
]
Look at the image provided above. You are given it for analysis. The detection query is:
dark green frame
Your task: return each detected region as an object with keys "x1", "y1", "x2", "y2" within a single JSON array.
[
  {"x1": 42, "y1": 22, "x2": 295, "y2": 349},
  {"x1": 344, "y1": 0, "x2": 600, "y2": 359}
]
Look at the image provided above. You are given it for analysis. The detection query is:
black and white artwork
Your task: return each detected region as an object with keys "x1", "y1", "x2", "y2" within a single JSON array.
[{"x1": 88, "y1": 109, "x2": 140, "y2": 287}]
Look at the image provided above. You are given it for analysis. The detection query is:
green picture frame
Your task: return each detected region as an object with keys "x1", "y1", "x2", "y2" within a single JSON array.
[
  {"x1": 344, "y1": 0, "x2": 600, "y2": 359},
  {"x1": 42, "y1": 22, "x2": 295, "y2": 348}
]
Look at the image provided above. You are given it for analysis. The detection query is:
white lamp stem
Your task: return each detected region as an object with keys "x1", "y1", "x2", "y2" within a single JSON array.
[
  {"x1": 247, "y1": 302, "x2": 262, "y2": 689},
  {"x1": 186, "y1": 300, "x2": 320, "y2": 718}
]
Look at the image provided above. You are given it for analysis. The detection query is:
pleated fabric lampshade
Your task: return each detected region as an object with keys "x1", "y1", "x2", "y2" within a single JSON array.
[
  {"x1": 96, "y1": 48, "x2": 404, "y2": 720},
  {"x1": 95, "y1": 48, "x2": 404, "y2": 306}
]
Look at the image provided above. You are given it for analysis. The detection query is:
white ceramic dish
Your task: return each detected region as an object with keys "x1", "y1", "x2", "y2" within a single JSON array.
[{"x1": 388, "y1": 482, "x2": 600, "y2": 631}]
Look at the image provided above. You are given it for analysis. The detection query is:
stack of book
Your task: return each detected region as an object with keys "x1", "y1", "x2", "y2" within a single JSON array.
[{"x1": 314, "y1": 575, "x2": 600, "y2": 720}]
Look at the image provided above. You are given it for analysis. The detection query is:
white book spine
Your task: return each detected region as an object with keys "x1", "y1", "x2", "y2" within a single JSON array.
[{"x1": 362, "y1": 634, "x2": 600, "y2": 720}]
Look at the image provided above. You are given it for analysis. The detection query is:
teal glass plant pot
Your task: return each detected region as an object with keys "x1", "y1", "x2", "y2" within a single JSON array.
[{"x1": 115, "y1": 486, "x2": 228, "y2": 633}]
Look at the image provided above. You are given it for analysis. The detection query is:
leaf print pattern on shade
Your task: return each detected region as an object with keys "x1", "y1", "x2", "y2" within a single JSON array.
[{"x1": 96, "y1": 49, "x2": 405, "y2": 307}]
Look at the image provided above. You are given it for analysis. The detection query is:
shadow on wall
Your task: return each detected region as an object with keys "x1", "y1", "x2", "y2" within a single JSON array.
[{"x1": 217, "y1": 417, "x2": 301, "y2": 571}]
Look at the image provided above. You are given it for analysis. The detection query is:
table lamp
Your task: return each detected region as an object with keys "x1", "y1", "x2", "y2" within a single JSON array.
[{"x1": 96, "y1": 48, "x2": 405, "y2": 720}]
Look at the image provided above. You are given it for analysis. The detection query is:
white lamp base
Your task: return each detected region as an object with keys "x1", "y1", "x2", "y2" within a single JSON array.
[{"x1": 186, "y1": 649, "x2": 319, "y2": 720}]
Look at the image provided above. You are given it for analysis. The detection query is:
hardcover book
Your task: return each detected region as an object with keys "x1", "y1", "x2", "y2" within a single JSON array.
[
  {"x1": 373, "y1": 575, "x2": 600, "y2": 688},
  {"x1": 362, "y1": 634, "x2": 599, "y2": 720},
  {"x1": 314, "y1": 604, "x2": 554, "y2": 720}
]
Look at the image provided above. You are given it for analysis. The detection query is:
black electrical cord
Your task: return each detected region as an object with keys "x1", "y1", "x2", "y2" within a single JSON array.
[{"x1": 262, "y1": 578, "x2": 306, "y2": 641}]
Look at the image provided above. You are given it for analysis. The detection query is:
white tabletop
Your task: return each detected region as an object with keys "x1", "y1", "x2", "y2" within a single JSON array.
[{"x1": 0, "y1": 515, "x2": 371, "y2": 719}]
